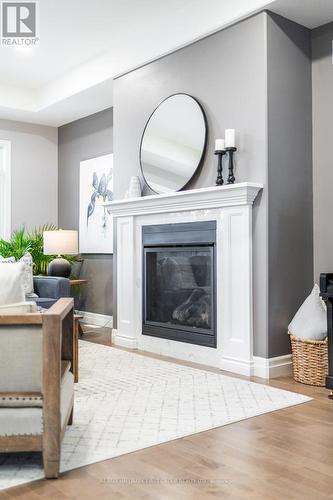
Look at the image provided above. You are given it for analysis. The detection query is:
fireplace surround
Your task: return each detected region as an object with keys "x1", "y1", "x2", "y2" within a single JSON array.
[{"x1": 105, "y1": 183, "x2": 263, "y2": 376}]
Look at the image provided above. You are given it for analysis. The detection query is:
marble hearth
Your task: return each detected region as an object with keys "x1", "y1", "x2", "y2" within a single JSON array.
[{"x1": 105, "y1": 183, "x2": 263, "y2": 376}]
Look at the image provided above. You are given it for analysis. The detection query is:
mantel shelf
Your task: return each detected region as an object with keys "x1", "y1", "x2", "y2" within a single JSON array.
[{"x1": 103, "y1": 182, "x2": 263, "y2": 217}]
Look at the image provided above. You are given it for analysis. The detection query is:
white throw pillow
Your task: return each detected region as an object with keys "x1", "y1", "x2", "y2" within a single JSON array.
[
  {"x1": 0, "y1": 262, "x2": 25, "y2": 305},
  {"x1": 0, "y1": 253, "x2": 34, "y2": 295},
  {"x1": 288, "y1": 284, "x2": 327, "y2": 341},
  {"x1": 19, "y1": 252, "x2": 34, "y2": 295},
  {"x1": 0, "y1": 256, "x2": 16, "y2": 263}
]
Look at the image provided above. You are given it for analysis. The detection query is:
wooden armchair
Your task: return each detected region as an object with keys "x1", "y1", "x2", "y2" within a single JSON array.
[{"x1": 0, "y1": 298, "x2": 75, "y2": 478}]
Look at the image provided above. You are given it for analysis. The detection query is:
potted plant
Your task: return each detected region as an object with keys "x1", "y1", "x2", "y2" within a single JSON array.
[{"x1": 0, "y1": 224, "x2": 80, "y2": 276}]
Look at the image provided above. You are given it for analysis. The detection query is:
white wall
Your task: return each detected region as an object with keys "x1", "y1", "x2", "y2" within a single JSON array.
[
  {"x1": 0, "y1": 140, "x2": 11, "y2": 239},
  {"x1": 0, "y1": 119, "x2": 58, "y2": 232}
]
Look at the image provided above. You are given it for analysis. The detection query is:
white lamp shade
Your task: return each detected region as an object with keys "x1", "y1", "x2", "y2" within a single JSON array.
[{"x1": 43, "y1": 230, "x2": 78, "y2": 255}]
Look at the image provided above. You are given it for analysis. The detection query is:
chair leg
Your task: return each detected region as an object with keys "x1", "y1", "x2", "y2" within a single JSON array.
[
  {"x1": 43, "y1": 452, "x2": 60, "y2": 479},
  {"x1": 68, "y1": 406, "x2": 74, "y2": 425},
  {"x1": 78, "y1": 321, "x2": 84, "y2": 337}
]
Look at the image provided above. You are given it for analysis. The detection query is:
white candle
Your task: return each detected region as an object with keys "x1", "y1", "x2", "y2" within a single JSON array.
[
  {"x1": 215, "y1": 138, "x2": 225, "y2": 151},
  {"x1": 225, "y1": 129, "x2": 236, "y2": 148}
]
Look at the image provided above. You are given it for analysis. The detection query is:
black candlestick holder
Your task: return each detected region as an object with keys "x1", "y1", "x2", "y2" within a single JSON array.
[
  {"x1": 214, "y1": 150, "x2": 226, "y2": 186},
  {"x1": 226, "y1": 147, "x2": 237, "y2": 184}
]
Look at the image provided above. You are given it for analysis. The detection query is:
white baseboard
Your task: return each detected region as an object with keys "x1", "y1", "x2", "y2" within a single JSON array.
[
  {"x1": 221, "y1": 356, "x2": 255, "y2": 377},
  {"x1": 109, "y1": 327, "x2": 292, "y2": 379},
  {"x1": 221, "y1": 354, "x2": 292, "y2": 379},
  {"x1": 112, "y1": 329, "x2": 138, "y2": 348},
  {"x1": 253, "y1": 354, "x2": 292, "y2": 379},
  {"x1": 77, "y1": 310, "x2": 113, "y2": 328}
]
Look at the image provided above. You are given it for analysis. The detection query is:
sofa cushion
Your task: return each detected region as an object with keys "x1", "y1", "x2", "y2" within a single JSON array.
[
  {"x1": 0, "y1": 325, "x2": 42, "y2": 392},
  {"x1": 0, "y1": 372, "x2": 74, "y2": 436},
  {"x1": 0, "y1": 407, "x2": 43, "y2": 436},
  {"x1": 61, "y1": 370, "x2": 74, "y2": 428},
  {"x1": 33, "y1": 276, "x2": 70, "y2": 299},
  {"x1": 31, "y1": 297, "x2": 57, "y2": 309},
  {"x1": 0, "y1": 262, "x2": 25, "y2": 305}
]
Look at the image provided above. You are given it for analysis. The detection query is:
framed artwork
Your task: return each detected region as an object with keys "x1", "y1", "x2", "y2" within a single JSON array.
[{"x1": 79, "y1": 153, "x2": 113, "y2": 254}]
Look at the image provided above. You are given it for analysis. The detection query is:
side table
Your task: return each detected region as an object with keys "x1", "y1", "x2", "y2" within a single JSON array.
[{"x1": 70, "y1": 279, "x2": 88, "y2": 286}]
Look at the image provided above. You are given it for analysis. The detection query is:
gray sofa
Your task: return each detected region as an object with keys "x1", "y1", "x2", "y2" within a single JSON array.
[{"x1": 30, "y1": 276, "x2": 70, "y2": 309}]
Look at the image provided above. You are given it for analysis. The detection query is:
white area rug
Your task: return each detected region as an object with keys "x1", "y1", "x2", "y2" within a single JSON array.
[{"x1": 0, "y1": 341, "x2": 311, "y2": 490}]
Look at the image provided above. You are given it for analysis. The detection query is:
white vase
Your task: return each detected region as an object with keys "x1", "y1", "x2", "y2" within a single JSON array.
[{"x1": 128, "y1": 176, "x2": 142, "y2": 198}]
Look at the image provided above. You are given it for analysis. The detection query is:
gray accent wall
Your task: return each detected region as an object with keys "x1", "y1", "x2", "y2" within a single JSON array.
[
  {"x1": 113, "y1": 11, "x2": 314, "y2": 358},
  {"x1": 0, "y1": 119, "x2": 58, "y2": 231},
  {"x1": 113, "y1": 13, "x2": 268, "y2": 355},
  {"x1": 58, "y1": 108, "x2": 113, "y2": 316},
  {"x1": 114, "y1": 14, "x2": 268, "y2": 198},
  {"x1": 312, "y1": 22, "x2": 333, "y2": 281},
  {"x1": 267, "y1": 13, "x2": 313, "y2": 357}
]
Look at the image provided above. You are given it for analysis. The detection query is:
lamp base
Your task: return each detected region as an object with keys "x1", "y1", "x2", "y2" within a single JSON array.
[{"x1": 48, "y1": 257, "x2": 71, "y2": 278}]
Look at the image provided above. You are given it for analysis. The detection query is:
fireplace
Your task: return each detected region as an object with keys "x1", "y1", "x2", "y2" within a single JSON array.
[
  {"x1": 142, "y1": 222, "x2": 216, "y2": 347},
  {"x1": 106, "y1": 183, "x2": 262, "y2": 374}
]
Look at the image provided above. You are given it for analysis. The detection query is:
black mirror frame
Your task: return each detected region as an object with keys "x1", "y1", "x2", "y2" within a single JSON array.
[{"x1": 139, "y1": 93, "x2": 208, "y2": 194}]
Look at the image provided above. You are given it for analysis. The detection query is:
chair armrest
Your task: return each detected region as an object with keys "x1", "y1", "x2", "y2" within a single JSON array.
[
  {"x1": 44, "y1": 298, "x2": 74, "y2": 320},
  {"x1": 0, "y1": 313, "x2": 42, "y2": 325},
  {"x1": 33, "y1": 276, "x2": 70, "y2": 299},
  {"x1": 44, "y1": 298, "x2": 74, "y2": 366}
]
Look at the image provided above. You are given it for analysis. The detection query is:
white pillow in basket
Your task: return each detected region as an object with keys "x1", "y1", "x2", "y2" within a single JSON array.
[{"x1": 288, "y1": 284, "x2": 327, "y2": 341}]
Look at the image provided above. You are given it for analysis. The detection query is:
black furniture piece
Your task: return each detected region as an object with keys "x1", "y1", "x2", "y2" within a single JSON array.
[
  {"x1": 29, "y1": 276, "x2": 70, "y2": 309},
  {"x1": 319, "y1": 273, "x2": 333, "y2": 397}
]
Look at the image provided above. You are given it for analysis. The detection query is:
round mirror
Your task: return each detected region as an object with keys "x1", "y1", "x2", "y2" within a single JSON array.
[{"x1": 140, "y1": 93, "x2": 207, "y2": 194}]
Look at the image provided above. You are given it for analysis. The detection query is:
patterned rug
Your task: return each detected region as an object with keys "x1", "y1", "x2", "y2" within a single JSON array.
[{"x1": 0, "y1": 341, "x2": 311, "y2": 490}]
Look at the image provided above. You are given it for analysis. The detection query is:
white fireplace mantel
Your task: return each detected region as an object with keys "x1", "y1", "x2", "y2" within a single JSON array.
[
  {"x1": 104, "y1": 182, "x2": 263, "y2": 217},
  {"x1": 105, "y1": 182, "x2": 263, "y2": 377}
]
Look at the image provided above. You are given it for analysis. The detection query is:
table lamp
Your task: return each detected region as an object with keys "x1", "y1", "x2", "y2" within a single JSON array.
[{"x1": 43, "y1": 230, "x2": 78, "y2": 278}]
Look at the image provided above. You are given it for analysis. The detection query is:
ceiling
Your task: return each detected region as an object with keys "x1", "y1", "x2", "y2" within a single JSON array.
[{"x1": 0, "y1": 0, "x2": 332, "y2": 127}]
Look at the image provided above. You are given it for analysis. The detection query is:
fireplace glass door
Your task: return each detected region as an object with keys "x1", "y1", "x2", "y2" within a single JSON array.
[{"x1": 143, "y1": 245, "x2": 216, "y2": 347}]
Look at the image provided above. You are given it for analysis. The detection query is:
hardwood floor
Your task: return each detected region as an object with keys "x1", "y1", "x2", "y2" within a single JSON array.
[{"x1": 1, "y1": 325, "x2": 333, "y2": 500}]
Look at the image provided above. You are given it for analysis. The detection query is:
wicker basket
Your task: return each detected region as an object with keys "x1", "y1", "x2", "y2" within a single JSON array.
[{"x1": 289, "y1": 333, "x2": 328, "y2": 386}]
